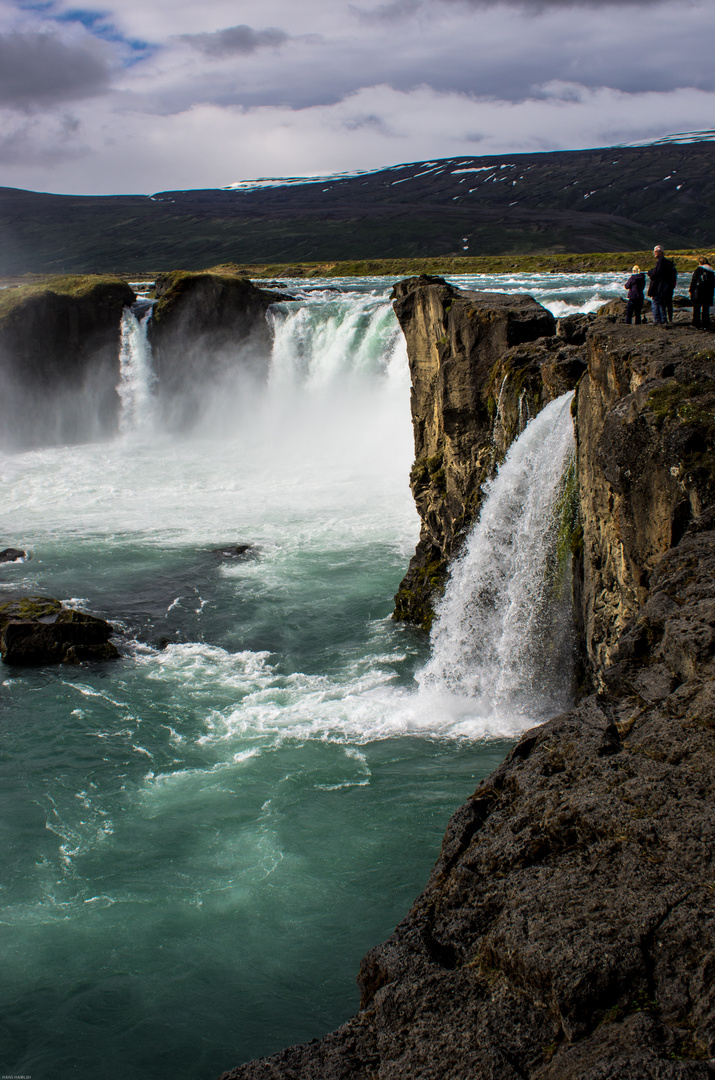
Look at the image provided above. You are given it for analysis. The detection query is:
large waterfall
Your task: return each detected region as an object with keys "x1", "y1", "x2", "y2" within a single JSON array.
[{"x1": 419, "y1": 391, "x2": 577, "y2": 723}]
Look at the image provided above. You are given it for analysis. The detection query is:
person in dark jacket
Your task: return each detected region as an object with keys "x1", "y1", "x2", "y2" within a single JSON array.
[
  {"x1": 624, "y1": 264, "x2": 646, "y2": 324},
  {"x1": 648, "y1": 245, "x2": 678, "y2": 325},
  {"x1": 689, "y1": 256, "x2": 715, "y2": 329}
]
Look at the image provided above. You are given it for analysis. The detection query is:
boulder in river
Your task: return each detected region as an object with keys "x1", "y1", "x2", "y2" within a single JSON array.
[
  {"x1": 0, "y1": 595, "x2": 119, "y2": 665},
  {"x1": 210, "y1": 544, "x2": 255, "y2": 560},
  {"x1": 0, "y1": 547, "x2": 27, "y2": 563}
]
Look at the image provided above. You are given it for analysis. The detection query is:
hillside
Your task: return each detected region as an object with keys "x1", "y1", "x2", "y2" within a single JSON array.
[{"x1": 1, "y1": 142, "x2": 714, "y2": 275}]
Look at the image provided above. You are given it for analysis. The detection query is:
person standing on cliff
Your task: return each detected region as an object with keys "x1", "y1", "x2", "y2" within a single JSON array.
[
  {"x1": 647, "y1": 246, "x2": 678, "y2": 325},
  {"x1": 689, "y1": 256, "x2": 715, "y2": 330},
  {"x1": 624, "y1": 265, "x2": 646, "y2": 324}
]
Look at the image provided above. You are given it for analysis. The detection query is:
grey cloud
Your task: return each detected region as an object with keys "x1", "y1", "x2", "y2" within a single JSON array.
[
  {"x1": 341, "y1": 113, "x2": 392, "y2": 133},
  {"x1": 0, "y1": 32, "x2": 111, "y2": 108},
  {"x1": 441, "y1": 0, "x2": 664, "y2": 7},
  {"x1": 356, "y1": 0, "x2": 665, "y2": 11},
  {"x1": 180, "y1": 25, "x2": 291, "y2": 58},
  {"x1": 349, "y1": 0, "x2": 422, "y2": 24},
  {"x1": 0, "y1": 114, "x2": 86, "y2": 165}
]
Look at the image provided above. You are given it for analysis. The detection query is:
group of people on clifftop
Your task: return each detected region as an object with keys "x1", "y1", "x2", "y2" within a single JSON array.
[{"x1": 623, "y1": 246, "x2": 715, "y2": 329}]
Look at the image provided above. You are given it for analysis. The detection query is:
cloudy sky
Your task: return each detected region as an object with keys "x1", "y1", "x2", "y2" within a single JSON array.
[{"x1": 0, "y1": 0, "x2": 713, "y2": 195}]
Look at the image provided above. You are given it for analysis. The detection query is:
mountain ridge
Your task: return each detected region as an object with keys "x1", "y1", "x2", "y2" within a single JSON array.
[{"x1": 2, "y1": 141, "x2": 714, "y2": 274}]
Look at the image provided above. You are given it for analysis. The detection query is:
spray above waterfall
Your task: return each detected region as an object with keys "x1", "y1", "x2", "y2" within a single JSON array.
[{"x1": 419, "y1": 391, "x2": 577, "y2": 725}]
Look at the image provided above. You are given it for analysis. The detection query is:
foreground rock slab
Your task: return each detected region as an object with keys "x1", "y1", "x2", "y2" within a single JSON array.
[{"x1": 0, "y1": 595, "x2": 119, "y2": 665}]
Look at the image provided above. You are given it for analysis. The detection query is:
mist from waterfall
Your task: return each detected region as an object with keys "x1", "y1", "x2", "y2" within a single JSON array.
[{"x1": 419, "y1": 391, "x2": 577, "y2": 724}]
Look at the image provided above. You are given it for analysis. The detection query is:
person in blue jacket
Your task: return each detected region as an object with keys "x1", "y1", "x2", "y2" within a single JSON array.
[
  {"x1": 624, "y1": 265, "x2": 646, "y2": 324},
  {"x1": 689, "y1": 256, "x2": 715, "y2": 330}
]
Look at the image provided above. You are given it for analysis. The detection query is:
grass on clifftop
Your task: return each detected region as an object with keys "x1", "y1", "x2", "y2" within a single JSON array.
[
  {"x1": 206, "y1": 250, "x2": 709, "y2": 279},
  {"x1": 0, "y1": 274, "x2": 131, "y2": 318}
]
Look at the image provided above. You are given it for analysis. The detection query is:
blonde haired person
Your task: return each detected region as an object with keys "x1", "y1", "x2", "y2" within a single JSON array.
[{"x1": 624, "y1": 264, "x2": 646, "y2": 324}]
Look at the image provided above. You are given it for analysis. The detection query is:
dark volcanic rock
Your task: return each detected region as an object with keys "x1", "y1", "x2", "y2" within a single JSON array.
[
  {"x1": 0, "y1": 595, "x2": 119, "y2": 664},
  {"x1": 210, "y1": 544, "x2": 255, "y2": 559},
  {"x1": 575, "y1": 323, "x2": 715, "y2": 683},
  {"x1": 0, "y1": 276, "x2": 135, "y2": 449},
  {"x1": 556, "y1": 313, "x2": 596, "y2": 344},
  {"x1": 219, "y1": 524, "x2": 715, "y2": 1079},
  {"x1": 0, "y1": 547, "x2": 26, "y2": 562},
  {"x1": 391, "y1": 276, "x2": 580, "y2": 627},
  {"x1": 148, "y1": 272, "x2": 284, "y2": 428}
]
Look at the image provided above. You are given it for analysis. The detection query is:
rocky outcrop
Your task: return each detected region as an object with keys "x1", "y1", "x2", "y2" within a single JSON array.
[
  {"x1": 220, "y1": 285, "x2": 715, "y2": 1080},
  {"x1": 392, "y1": 276, "x2": 584, "y2": 627},
  {"x1": 0, "y1": 275, "x2": 135, "y2": 448},
  {"x1": 0, "y1": 595, "x2": 119, "y2": 664},
  {"x1": 148, "y1": 272, "x2": 285, "y2": 428},
  {"x1": 575, "y1": 326, "x2": 715, "y2": 684}
]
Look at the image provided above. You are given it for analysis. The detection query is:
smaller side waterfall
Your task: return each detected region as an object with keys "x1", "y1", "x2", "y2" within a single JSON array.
[
  {"x1": 117, "y1": 307, "x2": 156, "y2": 434},
  {"x1": 419, "y1": 391, "x2": 577, "y2": 723}
]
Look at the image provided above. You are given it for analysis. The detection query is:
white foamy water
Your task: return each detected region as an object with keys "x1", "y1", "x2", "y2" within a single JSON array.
[
  {"x1": 117, "y1": 308, "x2": 156, "y2": 434},
  {"x1": 419, "y1": 391, "x2": 576, "y2": 725}
]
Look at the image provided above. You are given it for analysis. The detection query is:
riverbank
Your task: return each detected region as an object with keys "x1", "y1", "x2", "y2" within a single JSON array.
[{"x1": 0, "y1": 250, "x2": 708, "y2": 289}]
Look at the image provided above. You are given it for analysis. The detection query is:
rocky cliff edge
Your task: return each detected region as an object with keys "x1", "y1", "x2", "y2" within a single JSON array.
[{"x1": 220, "y1": 280, "x2": 715, "y2": 1079}]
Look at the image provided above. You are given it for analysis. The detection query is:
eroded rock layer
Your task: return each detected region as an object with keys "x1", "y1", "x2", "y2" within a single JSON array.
[
  {"x1": 391, "y1": 276, "x2": 584, "y2": 627},
  {"x1": 0, "y1": 276, "x2": 135, "y2": 448}
]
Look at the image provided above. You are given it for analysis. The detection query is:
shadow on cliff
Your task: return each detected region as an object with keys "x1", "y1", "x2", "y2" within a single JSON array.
[{"x1": 219, "y1": 281, "x2": 715, "y2": 1080}]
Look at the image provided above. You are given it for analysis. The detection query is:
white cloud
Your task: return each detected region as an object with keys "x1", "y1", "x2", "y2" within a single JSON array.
[
  {"x1": 0, "y1": 0, "x2": 712, "y2": 192},
  {"x1": 2, "y1": 81, "x2": 715, "y2": 194}
]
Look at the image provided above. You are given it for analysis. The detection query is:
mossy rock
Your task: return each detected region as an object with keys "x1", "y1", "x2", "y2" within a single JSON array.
[
  {"x1": 0, "y1": 275, "x2": 133, "y2": 322},
  {"x1": 0, "y1": 595, "x2": 62, "y2": 627},
  {"x1": 0, "y1": 594, "x2": 119, "y2": 665}
]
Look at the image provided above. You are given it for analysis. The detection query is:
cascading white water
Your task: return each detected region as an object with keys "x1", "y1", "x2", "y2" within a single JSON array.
[
  {"x1": 419, "y1": 391, "x2": 577, "y2": 723},
  {"x1": 117, "y1": 307, "x2": 156, "y2": 434},
  {"x1": 267, "y1": 291, "x2": 404, "y2": 390}
]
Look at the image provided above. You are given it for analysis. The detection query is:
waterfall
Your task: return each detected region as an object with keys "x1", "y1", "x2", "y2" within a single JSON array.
[
  {"x1": 267, "y1": 293, "x2": 404, "y2": 390},
  {"x1": 117, "y1": 307, "x2": 156, "y2": 434},
  {"x1": 419, "y1": 391, "x2": 577, "y2": 723}
]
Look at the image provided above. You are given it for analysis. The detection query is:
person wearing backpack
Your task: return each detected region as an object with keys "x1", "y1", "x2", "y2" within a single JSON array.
[{"x1": 689, "y1": 256, "x2": 715, "y2": 330}]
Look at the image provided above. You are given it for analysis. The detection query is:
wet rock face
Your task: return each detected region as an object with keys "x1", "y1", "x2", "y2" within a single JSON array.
[
  {"x1": 0, "y1": 596, "x2": 119, "y2": 664},
  {"x1": 148, "y1": 273, "x2": 285, "y2": 429},
  {"x1": 391, "y1": 276, "x2": 581, "y2": 627},
  {"x1": 0, "y1": 278, "x2": 136, "y2": 449}
]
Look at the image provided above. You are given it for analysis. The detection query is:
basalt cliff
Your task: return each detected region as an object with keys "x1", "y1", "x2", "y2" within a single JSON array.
[
  {"x1": 220, "y1": 280, "x2": 715, "y2": 1078},
  {"x1": 0, "y1": 272, "x2": 281, "y2": 449}
]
